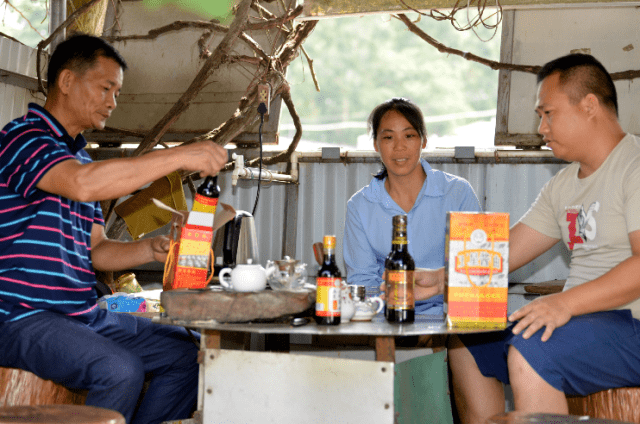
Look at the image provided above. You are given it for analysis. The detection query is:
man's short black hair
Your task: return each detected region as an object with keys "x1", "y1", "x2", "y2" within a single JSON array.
[
  {"x1": 47, "y1": 34, "x2": 127, "y2": 90},
  {"x1": 537, "y1": 53, "x2": 618, "y2": 117}
]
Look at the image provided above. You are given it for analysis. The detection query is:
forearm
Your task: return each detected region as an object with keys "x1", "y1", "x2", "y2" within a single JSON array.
[
  {"x1": 508, "y1": 223, "x2": 559, "y2": 273},
  {"x1": 67, "y1": 148, "x2": 190, "y2": 201},
  {"x1": 560, "y1": 254, "x2": 640, "y2": 316},
  {"x1": 91, "y1": 238, "x2": 157, "y2": 271},
  {"x1": 38, "y1": 141, "x2": 228, "y2": 202}
]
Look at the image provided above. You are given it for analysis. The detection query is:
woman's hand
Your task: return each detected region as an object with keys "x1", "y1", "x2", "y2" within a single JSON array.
[{"x1": 379, "y1": 267, "x2": 445, "y2": 300}]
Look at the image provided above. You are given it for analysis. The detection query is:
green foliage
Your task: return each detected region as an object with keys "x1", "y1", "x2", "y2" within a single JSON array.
[
  {"x1": 281, "y1": 13, "x2": 502, "y2": 147},
  {"x1": 142, "y1": 0, "x2": 235, "y2": 23},
  {"x1": 0, "y1": 0, "x2": 48, "y2": 47}
]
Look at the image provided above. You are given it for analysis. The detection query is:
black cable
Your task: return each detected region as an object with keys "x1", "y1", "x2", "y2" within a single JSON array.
[{"x1": 252, "y1": 104, "x2": 267, "y2": 216}]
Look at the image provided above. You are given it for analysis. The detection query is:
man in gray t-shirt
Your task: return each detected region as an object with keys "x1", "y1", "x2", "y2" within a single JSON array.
[{"x1": 410, "y1": 53, "x2": 640, "y2": 424}]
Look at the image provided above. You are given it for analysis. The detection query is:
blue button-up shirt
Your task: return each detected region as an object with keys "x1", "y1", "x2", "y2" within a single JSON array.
[{"x1": 343, "y1": 159, "x2": 481, "y2": 314}]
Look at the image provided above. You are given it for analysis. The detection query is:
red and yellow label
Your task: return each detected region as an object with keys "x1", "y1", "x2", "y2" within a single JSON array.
[
  {"x1": 192, "y1": 195, "x2": 219, "y2": 215},
  {"x1": 385, "y1": 270, "x2": 414, "y2": 310},
  {"x1": 315, "y1": 277, "x2": 341, "y2": 317}
]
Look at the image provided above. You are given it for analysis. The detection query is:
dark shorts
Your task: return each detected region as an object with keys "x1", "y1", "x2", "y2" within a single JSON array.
[{"x1": 459, "y1": 310, "x2": 640, "y2": 396}]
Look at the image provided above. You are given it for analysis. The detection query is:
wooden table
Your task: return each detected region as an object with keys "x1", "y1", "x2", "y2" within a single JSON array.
[
  {"x1": 156, "y1": 314, "x2": 501, "y2": 362},
  {"x1": 154, "y1": 314, "x2": 500, "y2": 424}
]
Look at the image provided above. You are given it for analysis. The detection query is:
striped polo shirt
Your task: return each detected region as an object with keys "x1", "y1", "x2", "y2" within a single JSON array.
[{"x1": 0, "y1": 103, "x2": 104, "y2": 323}]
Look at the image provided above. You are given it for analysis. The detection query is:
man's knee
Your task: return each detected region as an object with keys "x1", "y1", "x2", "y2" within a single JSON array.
[{"x1": 85, "y1": 351, "x2": 145, "y2": 391}]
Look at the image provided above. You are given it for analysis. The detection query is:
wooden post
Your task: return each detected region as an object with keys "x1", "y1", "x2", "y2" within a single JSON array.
[
  {"x1": 375, "y1": 336, "x2": 395, "y2": 363},
  {"x1": 202, "y1": 329, "x2": 221, "y2": 350}
]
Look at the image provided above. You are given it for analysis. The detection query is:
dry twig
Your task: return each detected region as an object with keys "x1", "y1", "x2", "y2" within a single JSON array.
[
  {"x1": 396, "y1": 0, "x2": 501, "y2": 34},
  {"x1": 4, "y1": 0, "x2": 46, "y2": 38},
  {"x1": 398, "y1": 13, "x2": 540, "y2": 73},
  {"x1": 398, "y1": 13, "x2": 640, "y2": 80}
]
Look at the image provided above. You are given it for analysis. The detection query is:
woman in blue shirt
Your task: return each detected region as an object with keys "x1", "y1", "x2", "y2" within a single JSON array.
[{"x1": 343, "y1": 98, "x2": 482, "y2": 315}]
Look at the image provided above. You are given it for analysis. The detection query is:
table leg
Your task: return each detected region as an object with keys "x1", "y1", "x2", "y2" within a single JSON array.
[
  {"x1": 375, "y1": 336, "x2": 395, "y2": 362},
  {"x1": 203, "y1": 329, "x2": 221, "y2": 349}
]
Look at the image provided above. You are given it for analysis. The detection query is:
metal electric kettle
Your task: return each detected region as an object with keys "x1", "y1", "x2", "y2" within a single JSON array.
[{"x1": 221, "y1": 210, "x2": 259, "y2": 268}]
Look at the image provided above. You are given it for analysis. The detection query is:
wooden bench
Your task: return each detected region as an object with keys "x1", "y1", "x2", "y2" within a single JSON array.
[
  {"x1": 567, "y1": 388, "x2": 640, "y2": 423},
  {"x1": 0, "y1": 367, "x2": 87, "y2": 407},
  {"x1": 0, "y1": 405, "x2": 124, "y2": 424}
]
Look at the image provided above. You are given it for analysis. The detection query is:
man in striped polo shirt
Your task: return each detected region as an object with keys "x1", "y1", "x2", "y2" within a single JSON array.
[{"x1": 0, "y1": 35, "x2": 228, "y2": 424}]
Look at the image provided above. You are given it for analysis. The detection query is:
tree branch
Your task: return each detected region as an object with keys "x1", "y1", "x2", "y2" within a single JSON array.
[
  {"x1": 397, "y1": 13, "x2": 640, "y2": 80},
  {"x1": 103, "y1": 5, "x2": 303, "y2": 43},
  {"x1": 104, "y1": 0, "x2": 254, "y2": 235},
  {"x1": 397, "y1": 13, "x2": 541, "y2": 74},
  {"x1": 195, "y1": 19, "x2": 318, "y2": 148},
  {"x1": 130, "y1": 0, "x2": 253, "y2": 157}
]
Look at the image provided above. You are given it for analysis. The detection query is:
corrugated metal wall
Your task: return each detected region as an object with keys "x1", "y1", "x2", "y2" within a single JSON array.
[
  {"x1": 210, "y1": 157, "x2": 570, "y2": 284},
  {"x1": 0, "y1": 38, "x2": 46, "y2": 125}
]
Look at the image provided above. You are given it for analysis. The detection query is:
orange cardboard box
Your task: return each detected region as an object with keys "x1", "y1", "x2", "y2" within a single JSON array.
[{"x1": 445, "y1": 212, "x2": 510, "y2": 329}]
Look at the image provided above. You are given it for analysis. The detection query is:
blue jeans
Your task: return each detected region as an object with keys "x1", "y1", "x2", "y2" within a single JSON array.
[{"x1": 0, "y1": 309, "x2": 199, "y2": 424}]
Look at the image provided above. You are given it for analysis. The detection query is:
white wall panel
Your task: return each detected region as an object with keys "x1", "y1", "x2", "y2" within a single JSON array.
[{"x1": 0, "y1": 37, "x2": 46, "y2": 128}]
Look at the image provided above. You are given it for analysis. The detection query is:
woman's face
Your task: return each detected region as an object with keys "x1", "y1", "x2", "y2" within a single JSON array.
[{"x1": 374, "y1": 109, "x2": 426, "y2": 180}]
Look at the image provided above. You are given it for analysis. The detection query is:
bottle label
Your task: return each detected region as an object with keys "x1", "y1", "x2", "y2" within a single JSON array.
[
  {"x1": 315, "y1": 277, "x2": 341, "y2": 317},
  {"x1": 392, "y1": 236, "x2": 408, "y2": 245},
  {"x1": 192, "y1": 194, "x2": 219, "y2": 215},
  {"x1": 386, "y1": 270, "x2": 415, "y2": 310}
]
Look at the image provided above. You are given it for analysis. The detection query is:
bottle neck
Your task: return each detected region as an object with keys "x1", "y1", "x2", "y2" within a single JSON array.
[
  {"x1": 323, "y1": 248, "x2": 336, "y2": 263},
  {"x1": 201, "y1": 175, "x2": 218, "y2": 186},
  {"x1": 391, "y1": 229, "x2": 408, "y2": 252}
]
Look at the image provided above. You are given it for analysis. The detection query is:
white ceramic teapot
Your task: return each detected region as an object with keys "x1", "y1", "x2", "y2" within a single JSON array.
[{"x1": 218, "y1": 259, "x2": 267, "y2": 292}]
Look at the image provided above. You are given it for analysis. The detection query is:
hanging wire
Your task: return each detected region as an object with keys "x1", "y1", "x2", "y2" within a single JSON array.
[
  {"x1": 397, "y1": 0, "x2": 502, "y2": 41},
  {"x1": 251, "y1": 103, "x2": 267, "y2": 216}
]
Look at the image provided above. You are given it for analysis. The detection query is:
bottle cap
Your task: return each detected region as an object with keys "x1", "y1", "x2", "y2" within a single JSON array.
[{"x1": 323, "y1": 235, "x2": 336, "y2": 249}]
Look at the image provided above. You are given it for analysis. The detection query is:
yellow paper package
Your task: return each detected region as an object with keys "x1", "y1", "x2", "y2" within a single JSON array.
[{"x1": 445, "y1": 212, "x2": 510, "y2": 328}]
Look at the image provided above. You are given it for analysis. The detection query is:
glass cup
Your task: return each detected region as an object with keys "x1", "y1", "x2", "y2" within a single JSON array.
[
  {"x1": 349, "y1": 285, "x2": 367, "y2": 303},
  {"x1": 365, "y1": 286, "x2": 381, "y2": 301}
]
